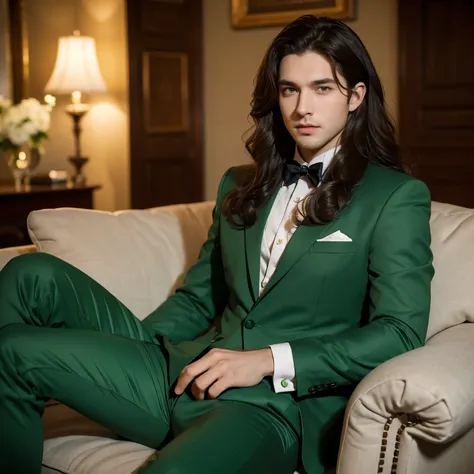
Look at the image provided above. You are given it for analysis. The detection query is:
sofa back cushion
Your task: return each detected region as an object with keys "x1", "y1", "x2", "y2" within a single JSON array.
[
  {"x1": 25, "y1": 200, "x2": 474, "y2": 337},
  {"x1": 427, "y1": 201, "x2": 474, "y2": 338},
  {"x1": 27, "y1": 202, "x2": 214, "y2": 320}
]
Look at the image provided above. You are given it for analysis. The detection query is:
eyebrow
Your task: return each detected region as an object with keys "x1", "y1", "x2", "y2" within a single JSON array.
[{"x1": 278, "y1": 78, "x2": 337, "y2": 87}]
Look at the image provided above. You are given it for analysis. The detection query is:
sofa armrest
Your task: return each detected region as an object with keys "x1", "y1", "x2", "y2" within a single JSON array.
[{"x1": 337, "y1": 322, "x2": 474, "y2": 474}]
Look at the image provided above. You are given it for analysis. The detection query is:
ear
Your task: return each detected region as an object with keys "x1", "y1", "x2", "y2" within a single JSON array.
[{"x1": 348, "y1": 82, "x2": 366, "y2": 112}]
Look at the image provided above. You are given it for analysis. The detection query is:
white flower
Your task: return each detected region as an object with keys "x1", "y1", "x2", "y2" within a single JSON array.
[
  {"x1": 44, "y1": 94, "x2": 56, "y2": 111},
  {"x1": 19, "y1": 98, "x2": 42, "y2": 115},
  {"x1": 4, "y1": 105, "x2": 26, "y2": 128},
  {"x1": 5, "y1": 99, "x2": 40, "y2": 125},
  {"x1": 18, "y1": 99, "x2": 41, "y2": 125},
  {"x1": 32, "y1": 105, "x2": 51, "y2": 131},
  {"x1": 8, "y1": 121, "x2": 38, "y2": 146},
  {"x1": 0, "y1": 96, "x2": 53, "y2": 148}
]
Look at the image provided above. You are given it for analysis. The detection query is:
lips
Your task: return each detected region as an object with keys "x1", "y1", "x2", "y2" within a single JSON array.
[{"x1": 295, "y1": 125, "x2": 320, "y2": 133}]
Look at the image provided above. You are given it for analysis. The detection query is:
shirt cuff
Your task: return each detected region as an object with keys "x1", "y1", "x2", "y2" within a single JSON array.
[{"x1": 269, "y1": 342, "x2": 296, "y2": 393}]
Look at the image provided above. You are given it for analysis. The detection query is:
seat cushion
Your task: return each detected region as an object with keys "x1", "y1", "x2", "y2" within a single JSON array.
[
  {"x1": 42, "y1": 436, "x2": 302, "y2": 474},
  {"x1": 42, "y1": 436, "x2": 154, "y2": 474}
]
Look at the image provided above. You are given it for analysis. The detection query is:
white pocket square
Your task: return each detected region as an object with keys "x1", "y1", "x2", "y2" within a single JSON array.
[{"x1": 317, "y1": 230, "x2": 353, "y2": 242}]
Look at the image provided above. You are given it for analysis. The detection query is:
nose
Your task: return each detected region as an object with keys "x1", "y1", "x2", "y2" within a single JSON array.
[{"x1": 295, "y1": 89, "x2": 313, "y2": 117}]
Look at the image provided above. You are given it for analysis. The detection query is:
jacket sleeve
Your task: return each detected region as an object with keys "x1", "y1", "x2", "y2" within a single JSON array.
[
  {"x1": 142, "y1": 169, "x2": 231, "y2": 344},
  {"x1": 289, "y1": 179, "x2": 434, "y2": 398}
]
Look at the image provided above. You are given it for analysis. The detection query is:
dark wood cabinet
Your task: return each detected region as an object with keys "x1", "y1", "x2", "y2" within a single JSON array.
[{"x1": 0, "y1": 184, "x2": 101, "y2": 249}]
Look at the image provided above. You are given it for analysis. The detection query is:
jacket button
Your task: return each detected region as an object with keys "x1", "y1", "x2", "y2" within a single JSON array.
[
  {"x1": 330, "y1": 382, "x2": 337, "y2": 388},
  {"x1": 308, "y1": 386, "x2": 317, "y2": 394},
  {"x1": 244, "y1": 319, "x2": 255, "y2": 330}
]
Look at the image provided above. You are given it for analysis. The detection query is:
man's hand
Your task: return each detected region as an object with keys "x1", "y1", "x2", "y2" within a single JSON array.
[{"x1": 174, "y1": 348, "x2": 274, "y2": 400}]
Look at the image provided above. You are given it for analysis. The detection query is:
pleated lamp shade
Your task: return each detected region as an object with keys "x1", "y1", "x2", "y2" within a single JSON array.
[{"x1": 44, "y1": 33, "x2": 107, "y2": 95}]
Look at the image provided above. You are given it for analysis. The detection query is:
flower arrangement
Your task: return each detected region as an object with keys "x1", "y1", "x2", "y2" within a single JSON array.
[
  {"x1": 0, "y1": 95, "x2": 55, "y2": 151},
  {"x1": 0, "y1": 95, "x2": 56, "y2": 188}
]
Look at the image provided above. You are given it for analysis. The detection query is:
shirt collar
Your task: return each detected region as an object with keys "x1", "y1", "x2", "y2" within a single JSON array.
[{"x1": 294, "y1": 146, "x2": 340, "y2": 176}]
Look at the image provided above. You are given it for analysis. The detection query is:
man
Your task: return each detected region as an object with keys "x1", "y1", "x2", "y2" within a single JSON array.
[{"x1": 0, "y1": 15, "x2": 433, "y2": 474}]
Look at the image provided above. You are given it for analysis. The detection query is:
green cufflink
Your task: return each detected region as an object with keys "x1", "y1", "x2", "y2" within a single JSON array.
[{"x1": 281, "y1": 379, "x2": 289, "y2": 388}]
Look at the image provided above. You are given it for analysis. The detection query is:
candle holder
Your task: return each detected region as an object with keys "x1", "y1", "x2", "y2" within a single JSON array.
[
  {"x1": 66, "y1": 102, "x2": 89, "y2": 185},
  {"x1": 5, "y1": 146, "x2": 43, "y2": 190}
]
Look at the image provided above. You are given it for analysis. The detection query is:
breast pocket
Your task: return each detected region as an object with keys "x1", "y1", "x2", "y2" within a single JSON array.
[
  {"x1": 309, "y1": 241, "x2": 356, "y2": 254},
  {"x1": 305, "y1": 241, "x2": 359, "y2": 279}
]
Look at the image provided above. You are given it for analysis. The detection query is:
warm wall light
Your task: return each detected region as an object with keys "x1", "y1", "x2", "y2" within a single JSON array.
[{"x1": 44, "y1": 30, "x2": 107, "y2": 185}]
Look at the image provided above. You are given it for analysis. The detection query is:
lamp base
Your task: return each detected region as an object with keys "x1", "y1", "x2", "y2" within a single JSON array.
[{"x1": 68, "y1": 156, "x2": 89, "y2": 186}]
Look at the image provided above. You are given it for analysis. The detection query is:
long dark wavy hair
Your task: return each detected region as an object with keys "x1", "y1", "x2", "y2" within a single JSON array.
[{"x1": 222, "y1": 15, "x2": 406, "y2": 228}]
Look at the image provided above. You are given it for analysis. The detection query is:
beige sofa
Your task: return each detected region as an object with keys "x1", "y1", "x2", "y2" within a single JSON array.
[{"x1": 1, "y1": 200, "x2": 474, "y2": 474}]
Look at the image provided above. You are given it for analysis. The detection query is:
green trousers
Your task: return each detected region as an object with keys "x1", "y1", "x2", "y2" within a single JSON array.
[{"x1": 0, "y1": 253, "x2": 300, "y2": 474}]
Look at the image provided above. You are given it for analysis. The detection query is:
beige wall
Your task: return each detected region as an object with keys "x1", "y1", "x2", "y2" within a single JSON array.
[
  {"x1": 24, "y1": 0, "x2": 129, "y2": 211},
  {"x1": 7, "y1": 0, "x2": 397, "y2": 210},
  {"x1": 203, "y1": 0, "x2": 398, "y2": 200}
]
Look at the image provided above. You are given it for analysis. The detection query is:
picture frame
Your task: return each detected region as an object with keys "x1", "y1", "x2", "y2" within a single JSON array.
[{"x1": 231, "y1": 0, "x2": 355, "y2": 28}]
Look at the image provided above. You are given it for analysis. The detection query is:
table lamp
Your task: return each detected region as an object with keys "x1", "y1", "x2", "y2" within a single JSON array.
[{"x1": 44, "y1": 30, "x2": 107, "y2": 185}]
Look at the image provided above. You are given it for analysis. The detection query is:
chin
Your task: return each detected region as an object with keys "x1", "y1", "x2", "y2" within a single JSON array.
[
  {"x1": 294, "y1": 137, "x2": 328, "y2": 152},
  {"x1": 294, "y1": 133, "x2": 340, "y2": 154}
]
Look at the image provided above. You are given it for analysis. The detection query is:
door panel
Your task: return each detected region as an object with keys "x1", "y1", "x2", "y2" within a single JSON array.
[
  {"x1": 398, "y1": 0, "x2": 474, "y2": 207},
  {"x1": 127, "y1": 0, "x2": 203, "y2": 209}
]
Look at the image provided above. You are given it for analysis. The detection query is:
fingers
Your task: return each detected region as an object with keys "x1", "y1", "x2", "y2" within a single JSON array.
[
  {"x1": 191, "y1": 358, "x2": 233, "y2": 400},
  {"x1": 174, "y1": 349, "x2": 225, "y2": 395},
  {"x1": 174, "y1": 356, "x2": 213, "y2": 395},
  {"x1": 207, "y1": 377, "x2": 231, "y2": 399},
  {"x1": 191, "y1": 365, "x2": 223, "y2": 400}
]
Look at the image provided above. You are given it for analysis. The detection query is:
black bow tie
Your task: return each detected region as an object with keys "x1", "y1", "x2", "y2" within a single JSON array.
[{"x1": 282, "y1": 160, "x2": 323, "y2": 187}]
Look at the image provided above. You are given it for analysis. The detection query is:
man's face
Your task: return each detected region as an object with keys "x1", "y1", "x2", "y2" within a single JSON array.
[{"x1": 278, "y1": 51, "x2": 365, "y2": 162}]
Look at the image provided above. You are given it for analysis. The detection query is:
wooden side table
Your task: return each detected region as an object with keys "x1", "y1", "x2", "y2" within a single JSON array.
[
  {"x1": 0, "y1": 183, "x2": 111, "y2": 438},
  {"x1": 0, "y1": 184, "x2": 101, "y2": 249}
]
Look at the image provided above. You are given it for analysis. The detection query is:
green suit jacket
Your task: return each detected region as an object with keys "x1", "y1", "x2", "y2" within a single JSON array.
[{"x1": 143, "y1": 163, "x2": 434, "y2": 473}]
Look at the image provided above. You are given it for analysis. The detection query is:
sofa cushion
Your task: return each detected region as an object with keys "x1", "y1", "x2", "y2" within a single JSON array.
[
  {"x1": 42, "y1": 436, "x2": 154, "y2": 474},
  {"x1": 427, "y1": 201, "x2": 474, "y2": 338},
  {"x1": 42, "y1": 436, "x2": 304, "y2": 474},
  {"x1": 27, "y1": 202, "x2": 214, "y2": 320}
]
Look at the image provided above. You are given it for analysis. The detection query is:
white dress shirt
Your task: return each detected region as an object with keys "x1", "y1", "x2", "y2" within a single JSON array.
[{"x1": 261, "y1": 146, "x2": 339, "y2": 393}]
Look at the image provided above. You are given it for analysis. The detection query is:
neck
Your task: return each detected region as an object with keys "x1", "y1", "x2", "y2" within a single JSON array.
[
  {"x1": 297, "y1": 144, "x2": 339, "y2": 164},
  {"x1": 298, "y1": 133, "x2": 343, "y2": 163}
]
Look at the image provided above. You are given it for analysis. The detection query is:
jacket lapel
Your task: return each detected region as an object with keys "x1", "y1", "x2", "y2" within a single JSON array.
[
  {"x1": 244, "y1": 168, "x2": 369, "y2": 306},
  {"x1": 244, "y1": 190, "x2": 279, "y2": 302},
  {"x1": 256, "y1": 178, "x2": 368, "y2": 304},
  {"x1": 257, "y1": 219, "x2": 338, "y2": 301}
]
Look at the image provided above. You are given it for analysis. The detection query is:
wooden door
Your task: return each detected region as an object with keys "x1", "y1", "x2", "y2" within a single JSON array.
[
  {"x1": 398, "y1": 0, "x2": 474, "y2": 207},
  {"x1": 127, "y1": 0, "x2": 203, "y2": 209}
]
